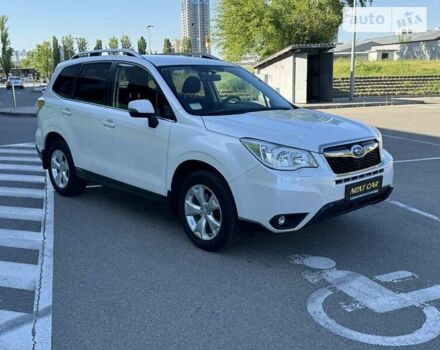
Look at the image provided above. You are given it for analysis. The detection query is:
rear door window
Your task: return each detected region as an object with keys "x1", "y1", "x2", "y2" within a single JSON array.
[
  {"x1": 52, "y1": 64, "x2": 81, "y2": 98},
  {"x1": 74, "y1": 62, "x2": 112, "y2": 106}
]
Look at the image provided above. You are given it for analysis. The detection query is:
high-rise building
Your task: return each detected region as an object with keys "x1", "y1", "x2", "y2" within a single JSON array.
[{"x1": 181, "y1": 0, "x2": 210, "y2": 54}]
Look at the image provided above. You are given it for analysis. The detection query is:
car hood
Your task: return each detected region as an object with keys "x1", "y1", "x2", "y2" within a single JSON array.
[{"x1": 202, "y1": 108, "x2": 378, "y2": 153}]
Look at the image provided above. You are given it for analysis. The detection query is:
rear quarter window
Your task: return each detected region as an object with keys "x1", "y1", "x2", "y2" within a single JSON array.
[{"x1": 52, "y1": 64, "x2": 81, "y2": 98}]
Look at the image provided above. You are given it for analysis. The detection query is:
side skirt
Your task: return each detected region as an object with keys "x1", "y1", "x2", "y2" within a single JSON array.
[{"x1": 76, "y1": 168, "x2": 168, "y2": 203}]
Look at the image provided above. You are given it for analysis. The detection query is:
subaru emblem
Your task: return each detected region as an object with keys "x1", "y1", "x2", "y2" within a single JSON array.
[{"x1": 351, "y1": 145, "x2": 365, "y2": 158}]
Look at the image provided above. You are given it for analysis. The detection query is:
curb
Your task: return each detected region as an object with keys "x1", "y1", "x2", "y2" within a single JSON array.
[{"x1": 0, "y1": 110, "x2": 36, "y2": 117}]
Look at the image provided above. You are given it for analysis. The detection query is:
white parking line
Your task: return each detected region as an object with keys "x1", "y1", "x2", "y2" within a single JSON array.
[
  {"x1": 0, "y1": 164, "x2": 43, "y2": 172},
  {"x1": 0, "y1": 143, "x2": 35, "y2": 149},
  {"x1": 32, "y1": 177, "x2": 54, "y2": 349},
  {"x1": 0, "y1": 174, "x2": 45, "y2": 183},
  {"x1": 0, "y1": 229, "x2": 41, "y2": 250},
  {"x1": 0, "y1": 310, "x2": 29, "y2": 324},
  {"x1": 386, "y1": 200, "x2": 440, "y2": 223},
  {"x1": 394, "y1": 157, "x2": 440, "y2": 164},
  {"x1": 0, "y1": 149, "x2": 36, "y2": 155},
  {"x1": 383, "y1": 134, "x2": 440, "y2": 147},
  {"x1": 0, "y1": 156, "x2": 41, "y2": 163},
  {"x1": 0, "y1": 206, "x2": 44, "y2": 222},
  {"x1": 0, "y1": 187, "x2": 45, "y2": 199},
  {"x1": 0, "y1": 261, "x2": 37, "y2": 291}
]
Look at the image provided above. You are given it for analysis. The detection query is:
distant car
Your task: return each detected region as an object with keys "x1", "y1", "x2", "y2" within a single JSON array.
[{"x1": 6, "y1": 77, "x2": 24, "y2": 89}]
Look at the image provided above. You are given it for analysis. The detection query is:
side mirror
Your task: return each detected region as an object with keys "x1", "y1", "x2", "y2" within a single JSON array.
[{"x1": 128, "y1": 100, "x2": 159, "y2": 128}]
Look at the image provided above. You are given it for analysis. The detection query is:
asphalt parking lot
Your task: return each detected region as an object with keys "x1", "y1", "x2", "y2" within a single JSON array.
[
  {"x1": 0, "y1": 102, "x2": 439, "y2": 349},
  {"x1": 0, "y1": 87, "x2": 40, "y2": 111}
]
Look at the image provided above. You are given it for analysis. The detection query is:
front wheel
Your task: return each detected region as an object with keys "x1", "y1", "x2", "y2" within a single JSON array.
[
  {"x1": 47, "y1": 140, "x2": 86, "y2": 196},
  {"x1": 178, "y1": 171, "x2": 238, "y2": 252}
]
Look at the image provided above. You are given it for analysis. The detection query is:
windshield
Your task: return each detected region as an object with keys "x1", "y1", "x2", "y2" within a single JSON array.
[{"x1": 158, "y1": 65, "x2": 294, "y2": 116}]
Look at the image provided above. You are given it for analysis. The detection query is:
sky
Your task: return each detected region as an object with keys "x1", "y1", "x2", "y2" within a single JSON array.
[{"x1": 1, "y1": 0, "x2": 440, "y2": 56}]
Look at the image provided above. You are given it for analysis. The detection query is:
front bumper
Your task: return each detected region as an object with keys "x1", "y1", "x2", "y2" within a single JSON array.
[{"x1": 229, "y1": 149, "x2": 394, "y2": 232}]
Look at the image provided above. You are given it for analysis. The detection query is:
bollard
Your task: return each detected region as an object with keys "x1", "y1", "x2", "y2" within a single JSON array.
[{"x1": 11, "y1": 81, "x2": 17, "y2": 109}]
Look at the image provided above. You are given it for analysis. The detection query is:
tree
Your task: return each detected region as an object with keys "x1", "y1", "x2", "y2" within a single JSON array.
[
  {"x1": 94, "y1": 39, "x2": 103, "y2": 50},
  {"x1": 120, "y1": 35, "x2": 132, "y2": 49},
  {"x1": 108, "y1": 36, "x2": 118, "y2": 49},
  {"x1": 62, "y1": 35, "x2": 75, "y2": 60},
  {"x1": 77, "y1": 37, "x2": 88, "y2": 52},
  {"x1": 137, "y1": 36, "x2": 147, "y2": 54},
  {"x1": 215, "y1": 0, "x2": 373, "y2": 61},
  {"x1": 0, "y1": 15, "x2": 13, "y2": 78},
  {"x1": 181, "y1": 37, "x2": 192, "y2": 53},
  {"x1": 27, "y1": 41, "x2": 53, "y2": 79},
  {"x1": 162, "y1": 38, "x2": 172, "y2": 54},
  {"x1": 52, "y1": 36, "x2": 61, "y2": 68},
  {"x1": 20, "y1": 50, "x2": 34, "y2": 69}
]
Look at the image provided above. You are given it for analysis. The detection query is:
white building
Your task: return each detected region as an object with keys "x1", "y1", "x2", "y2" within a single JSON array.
[
  {"x1": 254, "y1": 44, "x2": 335, "y2": 104},
  {"x1": 333, "y1": 29, "x2": 440, "y2": 61},
  {"x1": 181, "y1": 0, "x2": 210, "y2": 54}
]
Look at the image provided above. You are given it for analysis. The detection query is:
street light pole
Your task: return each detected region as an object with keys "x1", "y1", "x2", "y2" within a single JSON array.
[
  {"x1": 147, "y1": 25, "x2": 154, "y2": 55},
  {"x1": 349, "y1": 0, "x2": 357, "y2": 101},
  {"x1": 198, "y1": 0, "x2": 202, "y2": 54}
]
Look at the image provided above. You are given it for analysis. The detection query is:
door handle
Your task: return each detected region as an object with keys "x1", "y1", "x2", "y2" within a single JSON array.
[
  {"x1": 102, "y1": 120, "x2": 116, "y2": 129},
  {"x1": 62, "y1": 108, "x2": 72, "y2": 117}
]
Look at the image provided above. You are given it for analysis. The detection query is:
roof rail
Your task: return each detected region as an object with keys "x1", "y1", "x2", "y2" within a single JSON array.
[
  {"x1": 156, "y1": 53, "x2": 222, "y2": 60},
  {"x1": 70, "y1": 49, "x2": 142, "y2": 60}
]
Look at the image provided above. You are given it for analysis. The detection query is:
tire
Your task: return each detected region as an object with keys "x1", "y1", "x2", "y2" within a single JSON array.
[
  {"x1": 178, "y1": 171, "x2": 238, "y2": 252},
  {"x1": 47, "y1": 139, "x2": 86, "y2": 196}
]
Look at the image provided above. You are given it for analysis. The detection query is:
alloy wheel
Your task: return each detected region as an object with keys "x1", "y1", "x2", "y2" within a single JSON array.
[
  {"x1": 51, "y1": 150, "x2": 70, "y2": 189},
  {"x1": 184, "y1": 184, "x2": 222, "y2": 241}
]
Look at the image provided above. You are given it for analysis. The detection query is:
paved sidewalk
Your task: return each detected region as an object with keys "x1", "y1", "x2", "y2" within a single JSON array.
[{"x1": 297, "y1": 96, "x2": 440, "y2": 109}]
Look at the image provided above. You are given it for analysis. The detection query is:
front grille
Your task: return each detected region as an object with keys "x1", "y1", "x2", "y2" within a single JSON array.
[{"x1": 324, "y1": 140, "x2": 381, "y2": 175}]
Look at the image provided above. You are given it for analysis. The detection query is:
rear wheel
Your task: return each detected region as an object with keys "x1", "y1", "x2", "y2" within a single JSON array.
[
  {"x1": 178, "y1": 171, "x2": 238, "y2": 251},
  {"x1": 47, "y1": 140, "x2": 86, "y2": 196}
]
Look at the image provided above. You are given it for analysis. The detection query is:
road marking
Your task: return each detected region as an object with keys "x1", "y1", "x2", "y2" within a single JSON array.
[
  {"x1": 0, "y1": 229, "x2": 41, "y2": 250},
  {"x1": 0, "y1": 143, "x2": 35, "y2": 149},
  {"x1": 0, "y1": 206, "x2": 44, "y2": 222},
  {"x1": 386, "y1": 200, "x2": 440, "y2": 223},
  {"x1": 293, "y1": 255, "x2": 440, "y2": 346},
  {"x1": 0, "y1": 164, "x2": 43, "y2": 172},
  {"x1": 86, "y1": 184, "x2": 103, "y2": 189},
  {"x1": 375, "y1": 271, "x2": 418, "y2": 283},
  {"x1": 0, "y1": 261, "x2": 37, "y2": 291},
  {"x1": 383, "y1": 134, "x2": 440, "y2": 147},
  {"x1": 394, "y1": 157, "x2": 440, "y2": 164},
  {"x1": 0, "y1": 149, "x2": 37, "y2": 155},
  {"x1": 0, "y1": 156, "x2": 40, "y2": 163},
  {"x1": 0, "y1": 174, "x2": 45, "y2": 183},
  {"x1": 0, "y1": 310, "x2": 30, "y2": 324},
  {"x1": 0, "y1": 187, "x2": 45, "y2": 199},
  {"x1": 32, "y1": 176, "x2": 54, "y2": 350}
]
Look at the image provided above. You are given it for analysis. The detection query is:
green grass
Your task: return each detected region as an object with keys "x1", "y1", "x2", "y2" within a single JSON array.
[{"x1": 334, "y1": 59, "x2": 440, "y2": 78}]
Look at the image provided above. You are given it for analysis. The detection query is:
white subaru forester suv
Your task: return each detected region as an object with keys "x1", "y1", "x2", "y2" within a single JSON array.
[{"x1": 36, "y1": 49, "x2": 394, "y2": 251}]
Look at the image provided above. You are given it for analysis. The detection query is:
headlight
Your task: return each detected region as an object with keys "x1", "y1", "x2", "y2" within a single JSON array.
[
  {"x1": 241, "y1": 138, "x2": 318, "y2": 171},
  {"x1": 372, "y1": 126, "x2": 383, "y2": 147}
]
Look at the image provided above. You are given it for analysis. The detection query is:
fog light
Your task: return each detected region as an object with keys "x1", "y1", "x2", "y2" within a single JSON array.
[
  {"x1": 278, "y1": 216, "x2": 286, "y2": 226},
  {"x1": 270, "y1": 213, "x2": 308, "y2": 230}
]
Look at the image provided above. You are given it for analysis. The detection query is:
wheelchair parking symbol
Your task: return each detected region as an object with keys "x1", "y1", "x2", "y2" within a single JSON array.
[{"x1": 291, "y1": 255, "x2": 440, "y2": 347}]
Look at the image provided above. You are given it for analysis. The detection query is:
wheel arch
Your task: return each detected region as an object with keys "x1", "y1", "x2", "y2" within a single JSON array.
[
  {"x1": 168, "y1": 159, "x2": 236, "y2": 213},
  {"x1": 42, "y1": 132, "x2": 68, "y2": 169}
]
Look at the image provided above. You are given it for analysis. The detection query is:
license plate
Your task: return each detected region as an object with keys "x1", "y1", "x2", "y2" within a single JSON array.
[{"x1": 345, "y1": 176, "x2": 383, "y2": 200}]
